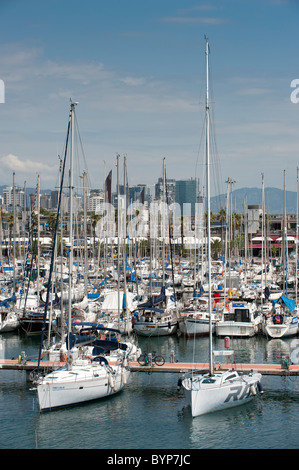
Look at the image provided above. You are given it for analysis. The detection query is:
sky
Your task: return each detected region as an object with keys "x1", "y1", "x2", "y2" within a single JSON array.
[{"x1": 0, "y1": 0, "x2": 298, "y2": 197}]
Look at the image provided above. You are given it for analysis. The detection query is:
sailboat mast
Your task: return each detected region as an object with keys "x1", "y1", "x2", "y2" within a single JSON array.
[
  {"x1": 68, "y1": 101, "x2": 77, "y2": 344},
  {"x1": 162, "y1": 157, "x2": 166, "y2": 288},
  {"x1": 205, "y1": 37, "x2": 213, "y2": 375},
  {"x1": 283, "y1": 169, "x2": 288, "y2": 295}
]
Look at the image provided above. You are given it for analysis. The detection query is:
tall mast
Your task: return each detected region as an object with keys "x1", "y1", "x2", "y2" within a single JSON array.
[
  {"x1": 283, "y1": 169, "x2": 288, "y2": 295},
  {"x1": 68, "y1": 101, "x2": 78, "y2": 344},
  {"x1": 82, "y1": 169, "x2": 88, "y2": 298},
  {"x1": 13, "y1": 171, "x2": 16, "y2": 294},
  {"x1": 162, "y1": 157, "x2": 166, "y2": 288},
  {"x1": 116, "y1": 154, "x2": 120, "y2": 328},
  {"x1": 205, "y1": 37, "x2": 213, "y2": 375},
  {"x1": 296, "y1": 168, "x2": 299, "y2": 304},
  {"x1": 37, "y1": 173, "x2": 40, "y2": 308}
]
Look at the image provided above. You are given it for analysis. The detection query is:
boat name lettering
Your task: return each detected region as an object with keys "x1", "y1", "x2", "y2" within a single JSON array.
[{"x1": 224, "y1": 384, "x2": 251, "y2": 403}]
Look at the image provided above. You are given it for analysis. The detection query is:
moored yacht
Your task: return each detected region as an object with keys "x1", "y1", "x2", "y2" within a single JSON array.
[
  {"x1": 261, "y1": 295, "x2": 298, "y2": 338},
  {"x1": 216, "y1": 301, "x2": 262, "y2": 337}
]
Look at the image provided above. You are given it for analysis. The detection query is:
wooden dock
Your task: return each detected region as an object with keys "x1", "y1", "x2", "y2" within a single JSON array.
[
  {"x1": 128, "y1": 361, "x2": 299, "y2": 376},
  {"x1": 0, "y1": 359, "x2": 64, "y2": 373},
  {"x1": 0, "y1": 359, "x2": 298, "y2": 377}
]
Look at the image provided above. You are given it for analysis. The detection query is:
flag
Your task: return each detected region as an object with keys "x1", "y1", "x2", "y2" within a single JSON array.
[{"x1": 105, "y1": 170, "x2": 112, "y2": 204}]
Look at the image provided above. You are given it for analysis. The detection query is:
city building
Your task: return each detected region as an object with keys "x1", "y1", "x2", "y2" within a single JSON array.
[{"x1": 175, "y1": 178, "x2": 198, "y2": 217}]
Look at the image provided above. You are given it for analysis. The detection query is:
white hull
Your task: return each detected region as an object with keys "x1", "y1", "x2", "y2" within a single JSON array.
[
  {"x1": 37, "y1": 360, "x2": 128, "y2": 411},
  {"x1": 262, "y1": 316, "x2": 298, "y2": 338},
  {"x1": 133, "y1": 321, "x2": 177, "y2": 337},
  {"x1": 182, "y1": 370, "x2": 262, "y2": 417},
  {"x1": 216, "y1": 321, "x2": 258, "y2": 338},
  {"x1": 0, "y1": 312, "x2": 19, "y2": 333},
  {"x1": 178, "y1": 318, "x2": 215, "y2": 337},
  {"x1": 98, "y1": 315, "x2": 133, "y2": 335}
]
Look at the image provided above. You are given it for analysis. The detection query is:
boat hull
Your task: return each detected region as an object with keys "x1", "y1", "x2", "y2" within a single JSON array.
[
  {"x1": 0, "y1": 313, "x2": 19, "y2": 333},
  {"x1": 178, "y1": 318, "x2": 215, "y2": 337},
  {"x1": 262, "y1": 317, "x2": 298, "y2": 339},
  {"x1": 215, "y1": 321, "x2": 258, "y2": 338},
  {"x1": 133, "y1": 321, "x2": 177, "y2": 337},
  {"x1": 182, "y1": 372, "x2": 262, "y2": 417}
]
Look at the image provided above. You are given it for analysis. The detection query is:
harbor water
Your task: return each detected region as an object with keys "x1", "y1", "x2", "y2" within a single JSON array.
[{"x1": 0, "y1": 332, "x2": 298, "y2": 450}]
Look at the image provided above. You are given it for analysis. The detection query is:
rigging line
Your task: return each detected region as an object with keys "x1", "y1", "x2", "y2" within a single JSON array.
[{"x1": 73, "y1": 112, "x2": 90, "y2": 182}]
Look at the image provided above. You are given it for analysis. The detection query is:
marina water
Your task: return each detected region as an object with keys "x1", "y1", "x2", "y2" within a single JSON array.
[{"x1": 0, "y1": 332, "x2": 298, "y2": 449}]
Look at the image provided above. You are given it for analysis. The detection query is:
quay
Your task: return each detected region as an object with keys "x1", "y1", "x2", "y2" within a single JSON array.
[{"x1": 0, "y1": 358, "x2": 298, "y2": 378}]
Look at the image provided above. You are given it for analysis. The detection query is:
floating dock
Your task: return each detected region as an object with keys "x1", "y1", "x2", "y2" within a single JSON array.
[
  {"x1": 128, "y1": 361, "x2": 299, "y2": 376},
  {"x1": 0, "y1": 359, "x2": 298, "y2": 378}
]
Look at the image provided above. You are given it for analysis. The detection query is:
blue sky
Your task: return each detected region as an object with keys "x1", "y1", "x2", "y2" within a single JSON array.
[{"x1": 0, "y1": 0, "x2": 298, "y2": 196}]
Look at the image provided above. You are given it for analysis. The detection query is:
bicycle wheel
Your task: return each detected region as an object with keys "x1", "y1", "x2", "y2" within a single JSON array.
[
  {"x1": 138, "y1": 354, "x2": 147, "y2": 366},
  {"x1": 154, "y1": 355, "x2": 165, "y2": 366}
]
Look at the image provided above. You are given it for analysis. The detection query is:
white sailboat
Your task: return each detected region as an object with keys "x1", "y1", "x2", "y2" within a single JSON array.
[
  {"x1": 133, "y1": 287, "x2": 178, "y2": 337},
  {"x1": 180, "y1": 39, "x2": 262, "y2": 417},
  {"x1": 34, "y1": 102, "x2": 129, "y2": 412},
  {"x1": 0, "y1": 294, "x2": 19, "y2": 332},
  {"x1": 0, "y1": 310, "x2": 19, "y2": 332},
  {"x1": 261, "y1": 295, "x2": 298, "y2": 338},
  {"x1": 261, "y1": 171, "x2": 298, "y2": 339},
  {"x1": 178, "y1": 296, "x2": 222, "y2": 337}
]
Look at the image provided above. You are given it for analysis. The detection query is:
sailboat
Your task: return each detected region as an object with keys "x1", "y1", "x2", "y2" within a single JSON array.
[
  {"x1": 180, "y1": 39, "x2": 262, "y2": 417},
  {"x1": 34, "y1": 102, "x2": 128, "y2": 412},
  {"x1": 0, "y1": 294, "x2": 19, "y2": 332},
  {"x1": 261, "y1": 171, "x2": 298, "y2": 339}
]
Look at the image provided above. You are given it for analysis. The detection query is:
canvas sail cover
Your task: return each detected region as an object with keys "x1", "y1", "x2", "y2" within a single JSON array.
[{"x1": 273, "y1": 295, "x2": 295, "y2": 312}]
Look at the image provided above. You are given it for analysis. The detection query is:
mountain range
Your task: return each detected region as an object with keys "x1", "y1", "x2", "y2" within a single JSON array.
[{"x1": 211, "y1": 187, "x2": 298, "y2": 214}]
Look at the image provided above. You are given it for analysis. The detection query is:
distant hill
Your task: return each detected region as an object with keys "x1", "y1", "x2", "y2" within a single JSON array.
[{"x1": 211, "y1": 187, "x2": 297, "y2": 214}]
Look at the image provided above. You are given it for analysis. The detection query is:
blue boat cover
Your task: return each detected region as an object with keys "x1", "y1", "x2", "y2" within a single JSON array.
[
  {"x1": 0, "y1": 294, "x2": 16, "y2": 307},
  {"x1": 273, "y1": 295, "x2": 295, "y2": 312}
]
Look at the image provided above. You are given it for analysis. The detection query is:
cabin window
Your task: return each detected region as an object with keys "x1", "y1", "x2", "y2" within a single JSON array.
[
  {"x1": 202, "y1": 378, "x2": 216, "y2": 384},
  {"x1": 234, "y1": 309, "x2": 249, "y2": 322},
  {"x1": 224, "y1": 373, "x2": 237, "y2": 381}
]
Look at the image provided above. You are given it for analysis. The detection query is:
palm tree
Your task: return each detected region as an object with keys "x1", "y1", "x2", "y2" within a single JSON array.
[
  {"x1": 90, "y1": 212, "x2": 101, "y2": 257},
  {"x1": 218, "y1": 207, "x2": 226, "y2": 254},
  {"x1": 211, "y1": 238, "x2": 222, "y2": 259}
]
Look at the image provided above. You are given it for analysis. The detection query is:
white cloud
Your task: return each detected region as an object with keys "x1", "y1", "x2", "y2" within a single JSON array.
[
  {"x1": 119, "y1": 77, "x2": 146, "y2": 86},
  {"x1": 0, "y1": 153, "x2": 56, "y2": 174},
  {"x1": 159, "y1": 16, "x2": 226, "y2": 24}
]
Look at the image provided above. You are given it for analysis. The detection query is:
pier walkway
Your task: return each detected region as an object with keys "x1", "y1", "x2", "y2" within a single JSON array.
[{"x1": 0, "y1": 358, "x2": 298, "y2": 377}]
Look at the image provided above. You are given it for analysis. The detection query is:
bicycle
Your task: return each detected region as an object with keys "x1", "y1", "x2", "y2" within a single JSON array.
[{"x1": 137, "y1": 351, "x2": 165, "y2": 366}]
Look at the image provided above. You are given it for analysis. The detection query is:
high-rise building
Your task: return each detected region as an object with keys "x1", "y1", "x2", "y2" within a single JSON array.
[
  {"x1": 155, "y1": 177, "x2": 176, "y2": 204},
  {"x1": 3, "y1": 186, "x2": 25, "y2": 211},
  {"x1": 175, "y1": 178, "x2": 198, "y2": 216}
]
